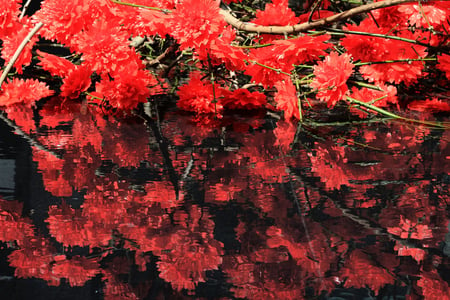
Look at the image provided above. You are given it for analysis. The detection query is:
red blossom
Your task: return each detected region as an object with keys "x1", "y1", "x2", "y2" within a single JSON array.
[
  {"x1": 177, "y1": 72, "x2": 224, "y2": 116},
  {"x1": 93, "y1": 67, "x2": 157, "y2": 111},
  {"x1": 72, "y1": 21, "x2": 143, "y2": 75},
  {"x1": 37, "y1": 50, "x2": 77, "y2": 77},
  {"x1": 437, "y1": 53, "x2": 450, "y2": 80},
  {"x1": 0, "y1": 78, "x2": 54, "y2": 107},
  {"x1": 60, "y1": 64, "x2": 92, "y2": 99},
  {"x1": 170, "y1": 0, "x2": 226, "y2": 50},
  {"x1": 221, "y1": 88, "x2": 267, "y2": 110},
  {"x1": 33, "y1": 0, "x2": 117, "y2": 44},
  {"x1": 0, "y1": 0, "x2": 21, "y2": 38},
  {"x1": 310, "y1": 52, "x2": 354, "y2": 107},
  {"x1": 408, "y1": 98, "x2": 450, "y2": 112},
  {"x1": 252, "y1": 0, "x2": 299, "y2": 43},
  {"x1": 274, "y1": 78, "x2": 301, "y2": 120},
  {"x1": 1, "y1": 19, "x2": 38, "y2": 74}
]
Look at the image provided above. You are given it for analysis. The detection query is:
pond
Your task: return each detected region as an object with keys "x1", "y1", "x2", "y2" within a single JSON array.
[{"x1": 0, "y1": 99, "x2": 449, "y2": 299}]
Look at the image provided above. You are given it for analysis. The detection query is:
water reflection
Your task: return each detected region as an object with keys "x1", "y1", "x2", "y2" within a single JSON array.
[{"x1": 0, "y1": 98, "x2": 449, "y2": 299}]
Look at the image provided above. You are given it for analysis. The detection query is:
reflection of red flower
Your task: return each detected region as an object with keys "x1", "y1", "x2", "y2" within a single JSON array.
[
  {"x1": 47, "y1": 203, "x2": 88, "y2": 247},
  {"x1": 0, "y1": 199, "x2": 34, "y2": 246},
  {"x1": 308, "y1": 146, "x2": 349, "y2": 190},
  {"x1": 417, "y1": 271, "x2": 450, "y2": 300},
  {"x1": 52, "y1": 256, "x2": 100, "y2": 287},
  {"x1": 311, "y1": 52, "x2": 354, "y2": 107},
  {"x1": 157, "y1": 229, "x2": 223, "y2": 290},
  {"x1": 339, "y1": 250, "x2": 395, "y2": 295},
  {"x1": 8, "y1": 237, "x2": 60, "y2": 285}
]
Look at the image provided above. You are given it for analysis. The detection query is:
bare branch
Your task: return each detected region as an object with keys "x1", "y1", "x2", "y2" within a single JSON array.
[{"x1": 220, "y1": 0, "x2": 417, "y2": 34}]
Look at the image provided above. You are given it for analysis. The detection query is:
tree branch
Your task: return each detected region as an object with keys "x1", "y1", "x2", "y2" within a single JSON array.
[{"x1": 220, "y1": 0, "x2": 417, "y2": 34}]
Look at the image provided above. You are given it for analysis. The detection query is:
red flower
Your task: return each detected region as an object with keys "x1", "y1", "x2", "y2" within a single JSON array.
[
  {"x1": 310, "y1": 52, "x2": 354, "y2": 107},
  {"x1": 1, "y1": 19, "x2": 38, "y2": 74},
  {"x1": 60, "y1": 64, "x2": 92, "y2": 99},
  {"x1": 0, "y1": 78, "x2": 54, "y2": 107},
  {"x1": 437, "y1": 53, "x2": 450, "y2": 80},
  {"x1": 33, "y1": 0, "x2": 117, "y2": 44},
  {"x1": 398, "y1": 3, "x2": 448, "y2": 28},
  {"x1": 170, "y1": 0, "x2": 226, "y2": 50},
  {"x1": 274, "y1": 78, "x2": 301, "y2": 120},
  {"x1": 252, "y1": 0, "x2": 299, "y2": 43},
  {"x1": 72, "y1": 21, "x2": 143, "y2": 75},
  {"x1": 37, "y1": 50, "x2": 76, "y2": 77},
  {"x1": 408, "y1": 98, "x2": 450, "y2": 112},
  {"x1": 177, "y1": 72, "x2": 224, "y2": 116},
  {"x1": 244, "y1": 34, "x2": 330, "y2": 87},
  {"x1": 349, "y1": 84, "x2": 398, "y2": 117},
  {"x1": 196, "y1": 27, "x2": 247, "y2": 71},
  {"x1": 221, "y1": 88, "x2": 267, "y2": 110},
  {"x1": 93, "y1": 67, "x2": 157, "y2": 111},
  {"x1": 0, "y1": 0, "x2": 21, "y2": 38}
]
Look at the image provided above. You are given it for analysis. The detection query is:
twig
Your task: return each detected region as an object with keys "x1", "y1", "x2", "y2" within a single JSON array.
[
  {"x1": 0, "y1": 22, "x2": 44, "y2": 90},
  {"x1": 19, "y1": 0, "x2": 33, "y2": 20},
  {"x1": 220, "y1": 0, "x2": 417, "y2": 34}
]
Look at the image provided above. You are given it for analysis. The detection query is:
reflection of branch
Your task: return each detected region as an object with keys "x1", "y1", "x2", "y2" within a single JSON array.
[
  {"x1": 140, "y1": 105, "x2": 180, "y2": 197},
  {"x1": 220, "y1": 0, "x2": 415, "y2": 34},
  {"x1": 0, "y1": 112, "x2": 62, "y2": 158}
]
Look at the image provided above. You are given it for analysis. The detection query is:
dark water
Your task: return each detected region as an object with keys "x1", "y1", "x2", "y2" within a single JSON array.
[{"x1": 0, "y1": 98, "x2": 449, "y2": 299}]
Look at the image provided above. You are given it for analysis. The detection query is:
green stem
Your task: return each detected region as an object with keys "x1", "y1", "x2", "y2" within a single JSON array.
[
  {"x1": 355, "y1": 57, "x2": 437, "y2": 66},
  {"x1": 246, "y1": 60, "x2": 291, "y2": 76},
  {"x1": 345, "y1": 96, "x2": 449, "y2": 129},
  {"x1": 323, "y1": 28, "x2": 432, "y2": 48},
  {"x1": 110, "y1": 0, "x2": 171, "y2": 13}
]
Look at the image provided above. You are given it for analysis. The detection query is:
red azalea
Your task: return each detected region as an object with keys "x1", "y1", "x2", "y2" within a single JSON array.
[
  {"x1": 177, "y1": 72, "x2": 224, "y2": 116},
  {"x1": 170, "y1": 0, "x2": 226, "y2": 50},
  {"x1": 310, "y1": 52, "x2": 354, "y2": 107},
  {"x1": 0, "y1": 78, "x2": 54, "y2": 107}
]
